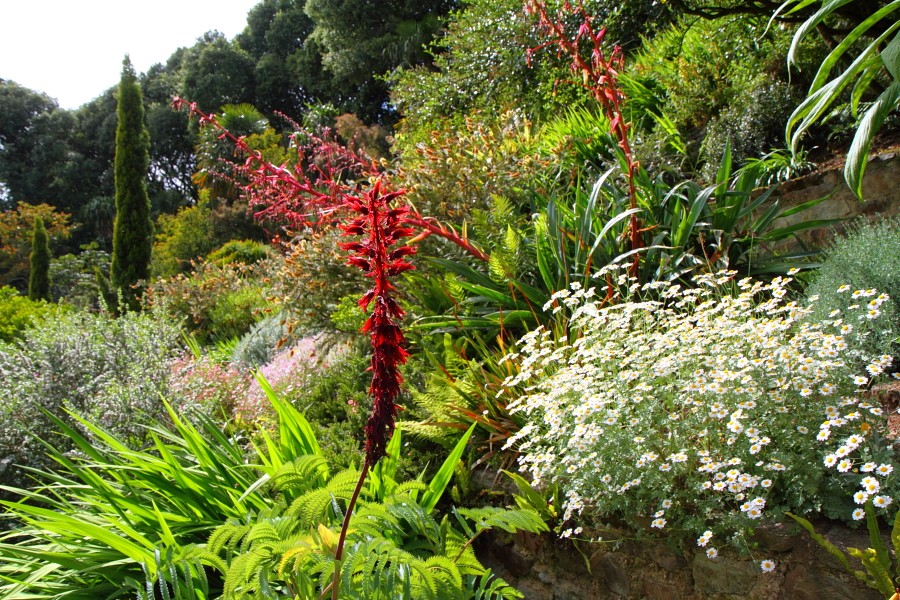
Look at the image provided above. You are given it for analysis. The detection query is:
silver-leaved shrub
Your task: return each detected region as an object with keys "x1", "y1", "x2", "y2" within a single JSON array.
[
  {"x1": 502, "y1": 268, "x2": 897, "y2": 554},
  {"x1": 0, "y1": 307, "x2": 182, "y2": 492}
]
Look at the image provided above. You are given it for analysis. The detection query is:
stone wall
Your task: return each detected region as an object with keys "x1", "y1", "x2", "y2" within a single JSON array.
[
  {"x1": 770, "y1": 150, "x2": 899, "y2": 250},
  {"x1": 478, "y1": 520, "x2": 886, "y2": 600}
]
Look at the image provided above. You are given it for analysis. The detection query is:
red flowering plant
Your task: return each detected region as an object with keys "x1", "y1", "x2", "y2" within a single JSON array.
[
  {"x1": 524, "y1": 0, "x2": 642, "y2": 276},
  {"x1": 172, "y1": 98, "x2": 494, "y2": 595}
]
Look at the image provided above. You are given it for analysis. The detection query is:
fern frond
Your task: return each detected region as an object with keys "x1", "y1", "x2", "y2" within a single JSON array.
[
  {"x1": 465, "y1": 570, "x2": 525, "y2": 600},
  {"x1": 286, "y1": 469, "x2": 359, "y2": 528},
  {"x1": 390, "y1": 480, "x2": 430, "y2": 498},
  {"x1": 271, "y1": 455, "x2": 331, "y2": 494},
  {"x1": 341, "y1": 537, "x2": 438, "y2": 599},
  {"x1": 276, "y1": 537, "x2": 315, "y2": 577},
  {"x1": 208, "y1": 521, "x2": 251, "y2": 559},
  {"x1": 456, "y1": 506, "x2": 548, "y2": 535},
  {"x1": 353, "y1": 502, "x2": 401, "y2": 539},
  {"x1": 246, "y1": 522, "x2": 280, "y2": 546},
  {"x1": 892, "y1": 509, "x2": 900, "y2": 559},
  {"x1": 425, "y1": 554, "x2": 464, "y2": 590},
  {"x1": 848, "y1": 547, "x2": 895, "y2": 597},
  {"x1": 863, "y1": 502, "x2": 892, "y2": 578}
]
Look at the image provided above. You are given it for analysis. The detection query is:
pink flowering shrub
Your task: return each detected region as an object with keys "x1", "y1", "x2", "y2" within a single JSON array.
[
  {"x1": 168, "y1": 353, "x2": 250, "y2": 420},
  {"x1": 237, "y1": 334, "x2": 355, "y2": 428}
]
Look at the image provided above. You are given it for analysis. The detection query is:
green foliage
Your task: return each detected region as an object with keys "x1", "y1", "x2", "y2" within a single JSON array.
[
  {"x1": 209, "y1": 423, "x2": 543, "y2": 600},
  {"x1": 700, "y1": 79, "x2": 800, "y2": 180},
  {"x1": 403, "y1": 334, "x2": 525, "y2": 460},
  {"x1": 239, "y1": 337, "x2": 371, "y2": 469},
  {"x1": 0, "y1": 202, "x2": 72, "y2": 291},
  {"x1": 416, "y1": 146, "x2": 829, "y2": 337},
  {"x1": 630, "y1": 13, "x2": 813, "y2": 176},
  {"x1": 783, "y1": 0, "x2": 900, "y2": 198},
  {"x1": 305, "y1": 0, "x2": 455, "y2": 122},
  {"x1": 111, "y1": 57, "x2": 153, "y2": 309},
  {"x1": 147, "y1": 257, "x2": 282, "y2": 346},
  {"x1": 231, "y1": 312, "x2": 298, "y2": 368},
  {"x1": 0, "y1": 306, "x2": 183, "y2": 491},
  {"x1": 390, "y1": 0, "x2": 566, "y2": 139},
  {"x1": 633, "y1": 17, "x2": 781, "y2": 130},
  {"x1": 151, "y1": 196, "x2": 217, "y2": 277},
  {"x1": 27, "y1": 216, "x2": 51, "y2": 301},
  {"x1": 804, "y1": 216, "x2": 900, "y2": 361},
  {"x1": 207, "y1": 239, "x2": 272, "y2": 266},
  {"x1": 788, "y1": 505, "x2": 900, "y2": 598},
  {"x1": 0, "y1": 286, "x2": 57, "y2": 342},
  {"x1": 273, "y1": 228, "x2": 368, "y2": 330},
  {"x1": 0, "y1": 404, "x2": 273, "y2": 598},
  {"x1": 49, "y1": 244, "x2": 111, "y2": 308}
]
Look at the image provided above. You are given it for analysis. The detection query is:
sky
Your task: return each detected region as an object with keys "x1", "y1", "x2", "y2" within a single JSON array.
[{"x1": 0, "y1": 0, "x2": 261, "y2": 110}]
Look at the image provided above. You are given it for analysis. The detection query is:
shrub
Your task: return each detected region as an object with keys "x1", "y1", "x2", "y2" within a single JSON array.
[
  {"x1": 146, "y1": 257, "x2": 282, "y2": 345},
  {"x1": 0, "y1": 306, "x2": 183, "y2": 491},
  {"x1": 0, "y1": 202, "x2": 73, "y2": 291},
  {"x1": 270, "y1": 228, "x2": 367, "y2": 330},
  {"x1": 700, "y1": 79, "x2": 799, "y2": 180},
  {"x1": 49, "y1": 245, "x2": 111, "y2": 309},
  {"x1": 28, "y1": 216, "x2": 51, "y2": 301},
  {"x1": 206, "y1": 238, "x2": 272, "y2": 266},
  {"x1": 239, "y1": 336, "x2": 360, "y2": 423},
  {"x1": 231, "y1": 311, "x2": 298, "y2": 368},
  {"x1": 804, "y1": 217, "x2": 900, "y2": 362},
  {"x1": 503, "y1": 268, "x2": 897, "y2": 551},
  {"x1": 151, "y1": 195, "x2": 268, "y2": 278},
  {"x1": 168, "y1": 352, "x2": 250, "y2": 420},
  {"x1": 0, "y1": 286, "x2": 59, "y2": 343}
]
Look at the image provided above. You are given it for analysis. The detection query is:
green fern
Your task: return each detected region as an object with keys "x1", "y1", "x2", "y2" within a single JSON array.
[
  {"x1": 131, "y1": 546, "x2": 217, "y2": 600},
  {"x1": 286, "y1": 468, "x2": 360, "y2": 528},
  {"x1": 271, "y1": 455, "x2": 332, "y2": 495},
  {"x1": 456, "y1": 506, "x2": 549, "y2": 537}
]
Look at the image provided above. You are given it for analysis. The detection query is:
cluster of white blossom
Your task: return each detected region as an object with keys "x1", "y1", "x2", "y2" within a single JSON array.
[{"x1": 502, "y1": 267, "x2": 897, "y2": 558}]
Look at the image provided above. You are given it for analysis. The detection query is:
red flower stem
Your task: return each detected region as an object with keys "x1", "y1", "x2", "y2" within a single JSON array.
[
  {"x1": 402, "y1": 214, "x2": 490, "y2": 262},
  {"x1": 331, "y1": 461, "x2": 370, "y2": 600}
]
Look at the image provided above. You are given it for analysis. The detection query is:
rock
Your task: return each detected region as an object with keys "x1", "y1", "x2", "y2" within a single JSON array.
[
  {"x1": 595, "y1": 552, "x2": 631, "y2": 597},
  {"x1": 752, "y1": 522, "x2": 801, "y2": 553},
  {"x1": 783, "y1": 565, "x2": 881, "y2": 600},
  {"x1": 641, "y1": 577, "x2": 683, "y2": 600},
  {"x1": 692, "y1": 552, "x2": 759, "y2": 595},
  {"x1": 649, "y1": 544, "x2": 687, "y2": 572}
]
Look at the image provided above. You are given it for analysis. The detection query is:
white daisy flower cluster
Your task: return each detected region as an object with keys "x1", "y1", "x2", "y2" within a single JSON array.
[{"x1": 502, "y1": 268, "x2": 897, "y2": 551}]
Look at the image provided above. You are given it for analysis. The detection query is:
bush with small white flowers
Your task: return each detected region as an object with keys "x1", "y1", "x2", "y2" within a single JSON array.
[{"x1": 502, "y1": 267, "x2": 898, "y2": 555}]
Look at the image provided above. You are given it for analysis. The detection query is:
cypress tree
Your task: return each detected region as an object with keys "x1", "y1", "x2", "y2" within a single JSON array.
[
  {"x1": 110, "y1": 56, "x2": 153, "y2": 309},
  {"x1": 28, "y1": 216, "x2": 51, "y2": 301}
]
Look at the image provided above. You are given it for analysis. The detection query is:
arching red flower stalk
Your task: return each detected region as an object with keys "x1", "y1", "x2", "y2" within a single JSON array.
[
  {"x1": 339, "y1": 178, "x2": 416, "y2": 466},
  {"x1": 173, "y1": 97, "x2": 488, "y2": 261}
]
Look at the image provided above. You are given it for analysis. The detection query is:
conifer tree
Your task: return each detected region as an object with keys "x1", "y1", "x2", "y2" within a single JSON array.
[
  {"x1": 28, "y1": 216, "x2": 51, "y2": 301},
  {"x1": 110, "y1": 56, "x2": 152, "y2": 309}
]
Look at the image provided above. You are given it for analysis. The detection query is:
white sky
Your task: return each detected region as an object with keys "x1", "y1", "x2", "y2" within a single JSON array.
[{"x1": 0, "y1": 0, "x2": 261, "y2": 110}]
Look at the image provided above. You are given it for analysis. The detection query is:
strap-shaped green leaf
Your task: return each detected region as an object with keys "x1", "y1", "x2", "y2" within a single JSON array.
[{"x1": 845, "y1": 82, "x2": 900, "y2": 199}]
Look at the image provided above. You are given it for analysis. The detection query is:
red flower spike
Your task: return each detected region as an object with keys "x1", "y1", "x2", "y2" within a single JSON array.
[{"x1": 339, "y1": 177, "x2": 417, "y2": 466}]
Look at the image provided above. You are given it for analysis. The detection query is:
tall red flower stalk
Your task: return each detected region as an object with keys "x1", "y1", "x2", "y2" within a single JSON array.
[
  {"x1": 175, "y1": 98, "x2": 434, "y2": 599},
  {"x1": 340, "y1": 178, "x2": 416, "y2": 467},
  {"x1": 523, "y1": 0, "x2": 643, "y2": 274}
]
